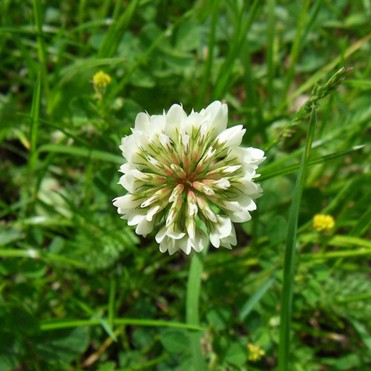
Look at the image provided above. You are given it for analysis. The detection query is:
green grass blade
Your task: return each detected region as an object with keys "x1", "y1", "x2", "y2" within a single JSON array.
[
  {"x1": 0, "y1": 248, "x2": 88, "y2": 269},
  {"x1": 186, "y1": 252, "x2": 207, "y2": 370},
  {"x1": 213, "y1": 0, "x2": 261, "y2": 99},
  {"x1": 37, "y1": 143, "x2": 123, "y2": 164},
  {"x1": 78, "y1": 0, "x2": 88, "y2": 43},
  {"x1": 302, "y1": 0, "x2": 323, "y2": 42},
  {"x1": 32, "y1": 0, "x2": 50, "y2": 110},
  {"x1": 57, "y1": 57, "x2": 127, "y2": 87},
  {"x1": 241, "y1": 43, "x2": 264, "y2": 132},
  {"x1": 98, "y1": 0, "x2": 139, "y2": 58},
  {"x1": 266, "y1": 0, "x2": 276, "y2": 109},
  {"x1": 197, "y1": 0, "x2": 220, "y2": 108},
  {"x1": 281, "y1": 0, "x2": 311, "y2": 103},
  {"x1": 303, "y1": 248, "x2": 371, "y2": 260},
  {"x1": 239, "y1": 275, "x2": 275, "y2": 321},
  {"x1": 108, "y1": 277, "x2": 116, "y2": 331},
  {"x1": 29, "y1": 73, "x2": 41, "y2": 172},
  {"x1": 278, "y1": 34, "x2": 371, "y2": 112},
  {"x1": 278, "y1": 108, "x2": 317, "y2": 371},
  {"x1": 348, "y1": 319, "x2": 371, "y2": 351},
  {"x1": 350, "y1": 206, "x2": 371, "y2": 237},
  {"x1": 41, "y1": 318, "x2": 205, "y2": 332},
  {"x1": 259, "y1": 145, "x2": 365, "y2": 182}
]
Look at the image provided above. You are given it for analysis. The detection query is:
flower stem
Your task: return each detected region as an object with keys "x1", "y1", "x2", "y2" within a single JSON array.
[
  {"x1": 278, "y1": 107, "x2": 317, "y2": 370},
  {"x1": 186, "y1": 251, "x2": 207, "y2": 369}
]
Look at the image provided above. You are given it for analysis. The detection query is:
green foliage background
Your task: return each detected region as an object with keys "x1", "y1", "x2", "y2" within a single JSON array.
[{"x1": 0, "y1": 0, "x2": 370, "y2": 370}]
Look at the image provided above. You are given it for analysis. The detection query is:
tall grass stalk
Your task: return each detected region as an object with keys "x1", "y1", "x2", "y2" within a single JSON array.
[
  {"x1": 281, "y1": 0, "x2": 310, "y2": 103},
  {"x1": 197, "y1": 0, "x2": 220, "y2": 108},
  {"x1": 32, "y1": 0, "x2": 50, "y2": 111},
  {"x1": 266, "y1": 0, "x2": 276, "y2": 109},
  {"x1": 213, "y1": 0, "x2": 261, "y2": 99},
  {"x1": 186, "y1": 252, "x2": 207, "y2": 370},
  {"x1": 278, "y1": 108, "x2": 317, "y2": 370}
]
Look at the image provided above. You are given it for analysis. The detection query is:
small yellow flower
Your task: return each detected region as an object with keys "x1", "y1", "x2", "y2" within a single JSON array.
[
  {"x1": 247, "y1": 343, "x2": 265, "y2": 362},
  {"x1": 93, "y1": 70, "x2": 112, "y2": 89},
  {"x1": 313, "y1": 214, "x2": 335, "y2": 232}
]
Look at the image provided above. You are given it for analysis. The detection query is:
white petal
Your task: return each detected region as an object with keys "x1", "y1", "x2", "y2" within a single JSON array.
[
  {"x1": 191, "y1": 230, "x2": 208, "y2": 252},
  {"x1": 223, "y1": 200, "x2": 253, "y2": 222},
  {"x1": 216, "y1": 216, "x2": 232, "y2": 238},
  {"x1": 159, "y1": 237, "x2": 179, "y2": 255},
  {"x1": 143, "y1": 114, "x2": 166, "y2": 138},
  {"x1": 146, "y1": 205, "x2": 160, "y2": 221},
  {"x1": 243, "y1": 147, "x2": 266, "y2": 165},
  {"x1": 186, "y1": 217, "x2": 196, "y2": 240},
  {"x1": 127, "y1": 213, "x2": 146, "y2": 226},
  {"x1": 119, "y1": 135, "x2": 136, "y2": 162},
  {"x1": 210, "y1": 231, "x2": 220, "y2": 248},
  {"x1": 178, "y1": 237, "x2": 193, "y2": 255},
  {"x1": 220, "y1": 225, "x2": 237, "y2": 249},
  {"x1": 165, "y1": 104, "x2": 186, "y2": 137},
  {"x1": 113, "y1": 195, "x2": 141, "y2": 210},
  {"x1": 181, "y1": 133, "x2": 190, "y2": 152},
  {"x1": 228, "y1": 210, "x2": 251, "y2": 223},
  {"x1": 214, "y1": 178, "x2": 230, "y2": 189},
  {"x1": 135, "y1": 112, "x2": 150, "y2": 131},
  {"x1": 135, "y1": 218, "x2": 154, "y2": 237},
  {"x1": 216, "y1": 125, "x2": 245, "y2": 147},
  {"x1": 166, "y1": 225, "x2": 185, "y2": 240},
  {"x1": 155, "y1": 226, "x2": 167, "y2": 243},
  {"x1": 119, "y1": 173, "x2": 137, "y2": 193},
  {"x1": 233, "y1": 195, "x2": 257, "y2": 211},
  {"x1": 204, "y1": 101, "x2": 228, "y2": 135},
  {"x1": 159, "y1": 133, "x2": 171, "y2": 147},
  {"x1": 184, "y1": 112, "x2": 203, "y2": 134}
]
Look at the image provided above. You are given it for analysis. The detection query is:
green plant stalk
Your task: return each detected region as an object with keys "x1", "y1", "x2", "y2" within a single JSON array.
[
  {"x1": 241, "y1": 43, "x2": 263, "y2": 132},
  {"x1": 41, "y1": 318, "x2": 205, "y2": 332},
  {"x1": 29, "y1": 74, "x2": 41, "y2": 172},
  {"x1": 265, "y1": 66, "x2": 353, "y2": 151},
  {"x1": 78, "y1": 0, "x2": 88, "y2": 43},
  {"x1": 0, "y1": 248, "x2": 88, "y2": 269},
  {"x1": 25, "y1": 73, "x2": 42, "y2": 216},
  {"x1": 259, "y1": 145, "x2": 364, "y2": 182},
  {"x1": 98, "y1": 0, "x2": 139, "y2": 58},
  {"x1": 266, "y1": 0, "x2": 276, "y2": 109},
  {"x1": 213, "y1": 0, "x2": 261, "y2": 99},
  {"x1": 239, "y1": 275, "x2": 275, "y2": 321},
  {"x1": 197, "y1": 0, "x2": 220, "y2": 108},
  {"x1": 303, "y1": 248, "x2": 371, "y2": 260},
  {"x1": 278, "y1": 108, "x2": 317, "y2": 371},
  {"x1": 279, "y1": 34, "x2": 371, "y2": 113},
  {"x1": 186, "y1": 252, "x2": 207, "y2": 370},
  {"x1": 281, "y1": 0, "x2": 311, "y2": 103},
  {"x1": 32, "y1": 0, "x2": 50, "y2": 111},
  {"x1": 108, "y1": 277, "x2": 116, "y2": 331}
]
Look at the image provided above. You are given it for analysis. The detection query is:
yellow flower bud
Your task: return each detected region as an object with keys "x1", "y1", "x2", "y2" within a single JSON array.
[
  {"x1": 247, "y1": 343, "x2": 265, "y2": 362},
  {"x1": 93, "y1": 70, "x2": 112, "y2": 88},
  {"x1": 313, "y1": 214, "x2": 335, "y2": 232}
]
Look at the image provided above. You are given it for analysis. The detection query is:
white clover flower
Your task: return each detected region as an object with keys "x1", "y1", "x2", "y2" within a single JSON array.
[{"x1": 113, "y1": 101, "x2": 265, "y2": 255}]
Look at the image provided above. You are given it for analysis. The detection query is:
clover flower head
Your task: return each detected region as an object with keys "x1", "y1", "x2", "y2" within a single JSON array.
[
  {"x1": 113, "y1": 101, "x2": 265, "y2": 255},
  {"x1": 313, "y1": 214, "x2": 335, "y2": 232}
]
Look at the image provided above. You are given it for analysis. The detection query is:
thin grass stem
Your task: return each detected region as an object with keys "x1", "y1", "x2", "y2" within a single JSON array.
[
  {"x1": 197, "y1": 0, "x2": 220, "y2": 108},
  {"x1": 278, "y1": 108, "x2": 317, "y2": 370},
  {"x1": 186, "y1": 252, "x2": 207, "y2": 370},
  {"x1": 281, "y1": 0, "x2": 311, "y2": 103},
  {"x1": 266, "y1": 0, "x2": 276, "y2": 110},
  {"x1": 32, "y1": 0, "x2": 50, "y2": 111}
]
